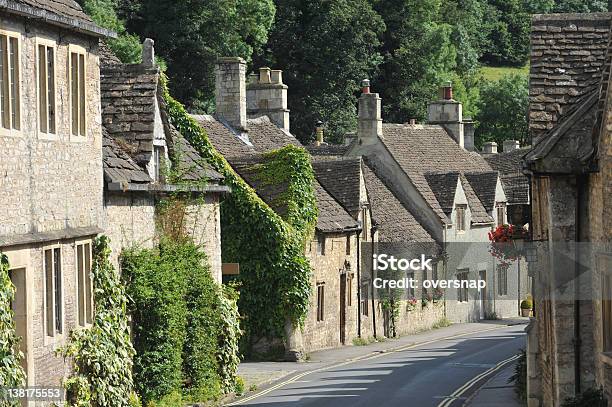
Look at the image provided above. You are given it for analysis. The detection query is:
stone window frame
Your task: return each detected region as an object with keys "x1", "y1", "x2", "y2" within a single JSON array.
[
  {"x1": 68, "y1": 44, "x2": 88, "y2": 142},
  {"x1": 0, "y1": 27, "x2": 22, "y2": 138},
  {"x1": 317, "y1": 234, "x2": 326, "y2": 256},
  {"x1": 42, "y1": 242, "x2": 64, "y2": 344},
  {"x1": 35, "y1": 36, "x2": 58, "y2": 141},
  {"x1": 74, "y1": 239, "x2": 94, "y2": 328}
]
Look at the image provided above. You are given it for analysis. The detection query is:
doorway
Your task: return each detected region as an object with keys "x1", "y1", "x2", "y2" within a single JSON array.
[
  {"x1": 479, "y1": 270, "x2": 487, "y2": 320},
  {"x1": 340, "y1": 273, "x2": 346, "y2": 345},
  {"x1": 9, "y1": 268, "x2": 28, "y2": 376}
]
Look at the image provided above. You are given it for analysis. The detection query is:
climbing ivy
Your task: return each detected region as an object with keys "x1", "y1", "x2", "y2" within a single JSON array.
[
  {"x1": 161, "y1": 75, "x2": 317, "y2": 349},
  {"x1": 0, "y1": 254, "x2": 26, "y2": 406},
  {"x1": 58, "y1": 236, "x2": 139, "y2": 407}
]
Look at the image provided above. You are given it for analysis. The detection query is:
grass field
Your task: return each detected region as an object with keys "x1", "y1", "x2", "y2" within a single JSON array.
[{"x1": 480, "y1": 64, "x2": 529, "y2": 81}]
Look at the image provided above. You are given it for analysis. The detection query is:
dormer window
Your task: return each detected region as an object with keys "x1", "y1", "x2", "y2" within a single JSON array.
[{"x1": 456, "y1": 204, "x2": 467, "y2": 232}]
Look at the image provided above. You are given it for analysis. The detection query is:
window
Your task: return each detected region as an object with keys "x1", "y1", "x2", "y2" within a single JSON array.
[
  {"x1": 496, "y1": 203, "x2": 506, "y2": 227},
  {"x1": 361, "y1": 284, "x2": 369, "y2": 316},
  {"x1": 153, "y1": 145, "x2": 164, "y2": 181},
  {"x1": 347, "y1": 273, "x2": 353, "y2": 307},
  {"x1": 317, "y1": 235, "x2": 326, "y2": 256},
  {"x1": 456, "y1": 205, "x2": 467, "y2": 232},
  {"x1": 37, "y1": 41, "x2": 56, "y2": 135},
  {"x1": 316, "y1": 283, "x2": 325, "y2": 321},
  {"x1": 44, "y1": 247, "x2": 62, "y2": 336},
  {"x1": 70, "y1": 49, "x2": 86, "y2": 138},
  {"x1": 407, "y1": 272, "x2": 415, "y2": 298},
  {"x1": 0, "y1": 32, "x2": 20, "y2": 133},
  {"x1": 457, "y1": 271, "x2": 469, "y2": 303},
  {"x1": 346, "y1": 235, "x2": 351, "y2": 255},
  {"x1": 76, "y1": 242, "x2": 93, "y2": 326},
  {"x1": 498, "y1": 266, "x2": 508, "y2": 296},
  {"x1": 362, "y1": 208, "x2": 369, "y2": 241}
]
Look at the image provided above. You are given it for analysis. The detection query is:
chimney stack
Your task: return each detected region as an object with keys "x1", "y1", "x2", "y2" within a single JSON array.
[
  {"x1": 428, "y1": 82, "x2": 465, "y2": 149},
  {"x1": 483, "y1": 141, "x2": 498, "y2": 154},
  {"x1": 463, "y1": 117, "x2": 475, "y2": 152},
  {"x1": 142, "y1": 38, "x2": 155, "y2": 68},
  {"x1": 358, "y1": 79, "x2": 382, "y2": 143},
  {"x1": 246, "y1": 67, "x2": 290, "y2": 131},
  {"x1": 215, "y1": 57, "x2": 247, "y2": 131},
  {"x1": 503, "y1": 140, "x2": 520, "y2": 152}
]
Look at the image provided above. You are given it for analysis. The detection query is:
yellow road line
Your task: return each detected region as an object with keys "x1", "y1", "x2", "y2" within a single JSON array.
[
  {"x1": 226, "y1": 324, "x2": 519, "y2": 406},
  {"x1": 436, "y1": 353, "x2": 521, "y2": 407}
]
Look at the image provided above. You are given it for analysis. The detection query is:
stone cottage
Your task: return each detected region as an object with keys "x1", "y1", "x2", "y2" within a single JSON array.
[
  {"x1": 100, "y1": 41, "x2": 229, "y2": 281},
  {"x1": 193, "y1": 58, "x2": 367, "y2": 354},
  {"x1": 525, "y1": 12, "x2": 612, "y2": 407},
  {"x1": 0, "y1": 0, "x2": 112, "y2": 389},
  {"x1": 346, "y1": 81, "x2": 525, "y2": 323}
]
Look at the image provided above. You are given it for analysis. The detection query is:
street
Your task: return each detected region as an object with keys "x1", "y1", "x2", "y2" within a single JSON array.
[{"x1": 230, "y1": 324, "x2": 525, "y2": 407}]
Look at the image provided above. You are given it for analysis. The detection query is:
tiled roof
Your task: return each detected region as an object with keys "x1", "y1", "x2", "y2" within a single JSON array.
[
  {"x1": 103, "y1": 130, "x2": 152, "y2": 186},
  {"x1": 192, "y1": 115, "x2": 256, "y2": 158},
  {"x1": 363, "y1": 162, "x2": 434, "y2": 243},
  {"x1": 500, "y1": 174, "x2": 530, "y2": 205},
  {"x1": 313, "y1": 180, "x2": 360, "y2": 233},
  {"x1": 306, "y1": 140, "x2": 356, "y2": 157},
  {"x1": 170, "y1": 132, "x2": 224, "y2": 182},
  {"x1": 2, "y1": 0, "x2": 114, "y2": 37},
  {"x1": 380, "y1": 123, "x2": 494, "y2": 223},
  {"x1": 246, "y1": 117, "x2": 301, "y2": 151},
  {"x1": 460, "y1": 174, "x2": 494, "y2": 224},
  {"x1": 529, "y1": 13, "x2": 611, "y2": 140},
  {"x1": 312, "y1": 158, "x2": 362, "y2": 218},
  {"x1": 484, "y1": 148, "x2": 529, "y2": 174},
  {"x1": 424, "y1": 172, "x2": 459, "y2": 215},
  {"x1": 101, "y1": 64, "x2": 160, "y2": 166},
  {"x1": 484, "y1": 148, "x2": 531, "y2": 206},
  {"x1": 463, "y1": 172, "x2": 499, "y2": 213}
]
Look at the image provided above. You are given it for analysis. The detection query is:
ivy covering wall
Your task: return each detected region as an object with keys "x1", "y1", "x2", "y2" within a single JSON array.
[
  {"x1": 161, "y1": 77, "x2": 318, "y2": 350},
  {"x1": 0, "y1": 254, "x2": 26, "y2": 406}
]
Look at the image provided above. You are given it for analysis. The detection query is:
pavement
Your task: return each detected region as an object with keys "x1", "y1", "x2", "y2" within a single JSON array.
[
  {"x1": 466, "y1": 362, "x2": 523, "y2": 407},
  {"x1": 228, "y1": 318, "x2": 529, "y2": 406}
]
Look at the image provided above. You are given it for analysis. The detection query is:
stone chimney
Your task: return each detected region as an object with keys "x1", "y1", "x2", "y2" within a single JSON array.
[
  {"x1": 463, "y1": 117, "x2": 475, "y2": 152},
  {"x1": 358, "y1": 79, "x2": 382, "y2": 143},
  {"x1": 246, "y1": 67, "x2": 290, "y2": 131},
  {"x1": 215, "y1": 57, "x2": 247, "y2": 131},
  {"x1": 483, "y1": 141, "x2": 498, "y2": 154},
  {"x1": 503, "y1": 139, "x2": 520, "y2": 152},
  {"x1": 427, "y1": 82, "x2": 465, "y2": 149},
  {"x1": 315, "y1": 121, "x2": 324, "y2": 146},
  {"x1": 142, "y1": 38, "x2": 155, "y2": 68}
]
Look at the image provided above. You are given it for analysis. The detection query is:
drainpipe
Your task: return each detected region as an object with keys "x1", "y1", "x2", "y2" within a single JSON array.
[
  {"x1": 357, "y1": 229, "x2": 362, "y2": 338},
  {"x1": 371, "y1": 223, "x2": 378, "y2": 338}
]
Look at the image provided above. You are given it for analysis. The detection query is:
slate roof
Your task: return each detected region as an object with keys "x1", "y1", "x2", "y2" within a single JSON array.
[
  {"x1": 246, "y1": 117, "x2": 302, "y2": 150},
  {"x1": 2, "y1": 0, "x2": 115, "y2": 37},
  {"x1": 312, "y1": 158, "x2": 362, "y2": 218},
  {"x1": 459, "y1": 174, "x2": 494, "y2": 224},
  {"x1": 463, "y1": 172, "x2": 499, "y2": 213},
  {"x1": 306, "y1": 140, "x2": 356, "y2": 158},
  {"x1": 499, "y1": 174, "x2": 530, "y2": 205},
  {"x1": 484, "y1": 148, "x2": 531, "y2": 205},
  {"x1": 424, "y1": 172, "x2": 459, "y2": 215},
  {"x1": 529, "y1": 13, "x2": 611, "y2": 141},
  {"x1": 170, "y1": 132, "x2": 224, "y2": 182},
  {"x1": 363, "y1": 162, "x2": 434, "y2": 243},
  {"x1": 101, "y1": 64, "x2": 160, "y2": 166},
  {"x1": 380, "y1": 124, "x2": 495, "y2": 224},
  {"x1": 192, "y1": 115, "x2": 256, "y2": 158},
  {"x1": 103, "y1": 130, "x2": 152, "y2": 186}
]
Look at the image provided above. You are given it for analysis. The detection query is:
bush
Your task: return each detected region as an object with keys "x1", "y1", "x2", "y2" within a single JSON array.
[
  {"x1": 509, "y1": 349, "x2": 527, "y2": 404},
  {"x1": 562, "y1": 388, "x2": 607, "y2": 407},
  {"x1": 521, "y1": 299, "x2": 533, "y2": 310}
]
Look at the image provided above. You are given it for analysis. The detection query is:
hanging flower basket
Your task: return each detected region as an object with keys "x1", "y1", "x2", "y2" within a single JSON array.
[{"x1": 488, "y1": 224, "x2": 528, "y2": 266}]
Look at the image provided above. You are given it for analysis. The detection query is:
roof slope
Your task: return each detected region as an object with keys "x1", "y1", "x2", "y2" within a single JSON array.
[
  {"x1": 2, "y1": 0, "x2": 114, "y2": 37},
  {"x1": 380, "y1": 123, "x2": 494, "y2": 224},
  {"x1": 170, "y1": 132, "x2": 224, "y2": 182},
  {"x1": 459, "y1": 174, "x2": 494, "y2": 224},
  {"x1": 463, "y1": 172, "x2": 499, "y2": 213},
  {"x1": 103, "y1": 130, "x2": 152, "y2": 186},
  {"x1": 193, "y1": 115, "x2": 256, "y2": 158},
  {"x1": 312, "y1": 158, "x2": 362, "y2": 218},
  {"x1": 484, "y1": 148, "x2": 531, "y2": 205},
  {"x1": 424, "y1": 172, "x2": 459, "y2": 215},
  {"x1": 363, "y1": 162, "x2": 434, "y2": 243}
]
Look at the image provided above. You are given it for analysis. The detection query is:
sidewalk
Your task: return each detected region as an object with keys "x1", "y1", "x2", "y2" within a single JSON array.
[
  {"x1": 237, "y1": 318, "x2": 529, "y2": 393},
  {"x1": 466, "y1": 362, "x2": 523, "y2": 406}
]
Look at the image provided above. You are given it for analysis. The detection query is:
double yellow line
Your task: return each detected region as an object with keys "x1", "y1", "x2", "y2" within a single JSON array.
[
  {"x1": 436, "y1": 353, "x2": 522, "y2": 407},
  {"x1": 227, "y1": 324, "x2": 520, "y2": 406}
]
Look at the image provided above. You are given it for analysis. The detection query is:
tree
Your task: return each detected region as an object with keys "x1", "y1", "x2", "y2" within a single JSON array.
[
  {"x1": 481, "y1": 0, "x2": 531, "y2": 67},
  {"x1": 120, "y1": 0, "x2": 275, "y2": 111},
  {"x1": 254, "y1": 0, "x2": 384, "y2": 144},
  {"x1": 553, "y1": 0, "x2": 608, "y2": 12},
  {"x1": 475, "y1": 74, "x2": 529, "y2": 149}
]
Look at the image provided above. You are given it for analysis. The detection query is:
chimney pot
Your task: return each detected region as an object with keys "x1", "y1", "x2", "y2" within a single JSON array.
[
  {"x1": 442, "y1": 81, "x2": 453, "y2": 101},
  {"x1": 361, "y1": 79, "x2": 371, "y2": 94},
  {"x1": 315, "y1": 121, "x2": 324, "y2": 146},
  {"x1": 271, "y1": 70, "x2": 283, "y2": 85},
  {"x1": 249, "y1": 73, "x2": 259, "y2": 84},
  {"x1": 409, "y1": 119, "x2": 416, "y2": 126},
  {"x1": 259, "y1": 67, "x2": 272, "y2": 84},
  {"x1": 483, "y1": 141, "x2": 498, "y2": 154},
  {"x1": 142, "y1": 38, "x2": 155, "y2": 68},
  {"x1": 502, "y1": 139, "x2": 520, "y2": 152}
]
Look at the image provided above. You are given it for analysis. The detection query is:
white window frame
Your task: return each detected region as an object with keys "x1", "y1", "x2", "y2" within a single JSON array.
[
  {"x1": 35, "y1": 37, "x2": 58, "y2": 140},
  {"x1": 43, "y1": 243, "x2": 64, "y2": 342},
  {"x1": 0, "y1": 28, "x2": 22, "y2": 137},
  {"x1": 74, "y1": 239, "x2": 94, "y2": 327},
  {"x1": 68, "y1": 44, "x2": 87, "y2": 142}
]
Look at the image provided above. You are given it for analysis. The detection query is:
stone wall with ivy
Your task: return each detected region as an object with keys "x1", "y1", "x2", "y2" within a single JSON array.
[{"x1": 162, "y1": 76, "x2": 318, "y2": 352}]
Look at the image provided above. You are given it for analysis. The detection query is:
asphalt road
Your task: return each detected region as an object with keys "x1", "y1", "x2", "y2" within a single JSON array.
[{"x1": 231, "y1": 324, "x2": 525, "y2": 407}]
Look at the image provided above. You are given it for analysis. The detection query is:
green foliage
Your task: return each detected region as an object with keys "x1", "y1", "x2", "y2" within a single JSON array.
[
  {"x1": 0, "y1": 254, "x2": 26, "y2": 406},
  {"x1": 552, "y1": 0, "x2": 608, "y2": 13},
  {"x1": 475, "y1": 74, "x2": 529, "y2": 149},
  {"x1": 255, "y1": 0, "x2": 384, "y2": 144},
  {"x1": 509, "y1": 349, "x2": 527, "y2": 404},
  {"x1": 161, "y1": 77, "x2": 316, "y2": 351},
  {"x1": 432, "y1": 317, "x2": 452, "y2": 329},
  {"x1": 481, "y1": 0, "x2": 531, "y2": 66},
  {"x1": 480, "y1": 64, "x2": 529, "y2": 82},
  {"x1": 122, "y1": 238, "x2": 242, "y2": 404},
  {"x1": 521, "y1": 299, "x2": 533, "y2": 309},
  {"x1": 562, "y1": 388, "x2": 607, "y2": 407},
  {"x1": 80, "y1": 0, "x2": 142, "y2": 63},
  {"x1": 58, "y1": 236, "x2": 139, "y2": 407},
  {"x1": 119, "y1": 0, "x2": 275, "y2": 110}
]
